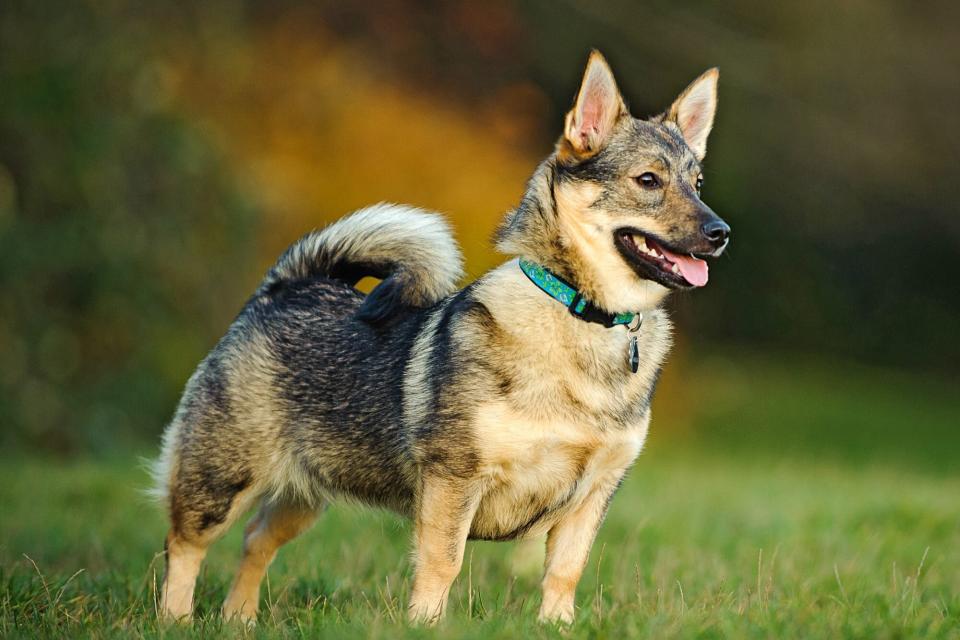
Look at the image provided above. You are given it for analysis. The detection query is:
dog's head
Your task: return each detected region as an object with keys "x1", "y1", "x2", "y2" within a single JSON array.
[{"x1": 500, "y1": 51, "x2": 730, "y2": 312}]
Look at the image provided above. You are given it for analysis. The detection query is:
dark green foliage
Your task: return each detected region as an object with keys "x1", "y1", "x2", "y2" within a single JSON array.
[
  {"x1": 0, "y1": 2, "x2": 258, "y2": 453},
  {"x1": 2, "y1": 0, "x2": 958, "y2": 453}
]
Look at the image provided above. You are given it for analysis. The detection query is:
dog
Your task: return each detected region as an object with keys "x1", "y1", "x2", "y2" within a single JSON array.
[{"x1": 153, "y1": 50, "x2": 729, "y2": 625}]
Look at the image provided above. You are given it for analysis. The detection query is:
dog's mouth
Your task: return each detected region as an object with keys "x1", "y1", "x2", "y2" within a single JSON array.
[{"x1": 614, "y1": 229, "x2": 711, "y2": 289}]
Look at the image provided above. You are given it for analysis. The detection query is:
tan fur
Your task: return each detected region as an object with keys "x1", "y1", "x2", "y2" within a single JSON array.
[
  {"x1": 222, "y1": 501, "x2": 320, "y2": 622},
  {"x1": 539, "y1": 479, "x2": 620, "y2": 623},
  {"x1": 470, "y1": 400, "x2": 647, "y2": 541},
  {"x1": 554, "y1": 182, "x2": 672, "y2": 313},
  {"x1": 159, "y1": 333, "x2": 293, "y2": 621},
  {"x1": 162, "y1": 480, "x2": 262, "y2": 620},
  {"x1": 154, "y1": 51, "x2": 724, "y2": 628},
  {"x1": 467, "y1": 262, "x2": 664, "y2": 532},
  {"x1": 408, "y1": 478, "x2": 483, "y2": 623},
  {"x1": 393, "y1": 259, "x2": 669, "y2": 625},
  {"x1": 160, "y1": 533, "x2": 207, "y2": 620}
]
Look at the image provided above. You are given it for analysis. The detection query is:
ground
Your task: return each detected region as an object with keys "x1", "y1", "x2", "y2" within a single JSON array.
[{"x1": 1, "y1": 352, "x2": 958, "y2": 638}]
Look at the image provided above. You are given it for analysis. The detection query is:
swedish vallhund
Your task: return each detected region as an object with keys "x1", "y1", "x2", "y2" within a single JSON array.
[{"x1": 153, "y1": 50, "x2": 730, "y2": 625}]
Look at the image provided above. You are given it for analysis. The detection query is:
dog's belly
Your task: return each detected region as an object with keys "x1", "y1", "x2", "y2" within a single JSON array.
[
  {"x1": 468, "y1": 450, "x2": 591, "y2": 540},
  {"x1": 468, "y1": 402, "x2": 647, "y2": 541}
]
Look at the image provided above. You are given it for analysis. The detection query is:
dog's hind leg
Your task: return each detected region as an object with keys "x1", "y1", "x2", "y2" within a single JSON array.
[
  {"x1": 160, "y1": 457, "x2": 259, "y2": 621},
  {"x1": 160, "y1": 531, "x2": 209, "y2": 621},
  {"x1": 222, "y1": 499, "x2": 321, "y2": 623}
]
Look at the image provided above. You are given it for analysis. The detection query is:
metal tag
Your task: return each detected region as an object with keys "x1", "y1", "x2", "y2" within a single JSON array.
[{"x1": 628, "y1": 336, "x2": 639, "y2": 374}]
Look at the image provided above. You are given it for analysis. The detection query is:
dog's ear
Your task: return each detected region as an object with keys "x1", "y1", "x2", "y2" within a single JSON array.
[
  {"x1": 666, "y1": 68, "x2": 719, "y2": 161},
  {"x1": 563, "y1": 50, "x2": 627, "y2": 157}
]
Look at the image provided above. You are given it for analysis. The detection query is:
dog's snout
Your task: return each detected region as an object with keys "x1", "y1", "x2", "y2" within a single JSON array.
[{"x1": 701, "y1": 219, "x2": 730, "y2": 247}]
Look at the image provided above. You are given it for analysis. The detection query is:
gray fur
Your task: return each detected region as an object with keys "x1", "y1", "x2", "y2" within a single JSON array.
[
  {"x1": 154, "y1": 53, "x2": 728, "y2": 625},
  {"x1": 260, "y1": 203, "x2": 463, "y2": 309}
]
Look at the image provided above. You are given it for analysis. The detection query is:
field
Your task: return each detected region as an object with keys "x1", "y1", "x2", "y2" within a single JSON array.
[{"x1": 2, "y1": 352, "x2": 958, "y2": 638}]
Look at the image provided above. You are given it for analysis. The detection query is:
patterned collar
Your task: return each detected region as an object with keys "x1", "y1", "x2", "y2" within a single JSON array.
[{"x1": 517, "y1": 259, "x2": 642, "y2": 330}]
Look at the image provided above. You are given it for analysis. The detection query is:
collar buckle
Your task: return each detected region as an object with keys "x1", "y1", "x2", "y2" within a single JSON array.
[{"x1": 568, "y1": 293, "x2": 617, "y2": 328}]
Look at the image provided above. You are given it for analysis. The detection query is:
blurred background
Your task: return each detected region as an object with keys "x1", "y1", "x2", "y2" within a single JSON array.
[{"x1": 1, "y1": 0, "x2": 958, "y2": 464}]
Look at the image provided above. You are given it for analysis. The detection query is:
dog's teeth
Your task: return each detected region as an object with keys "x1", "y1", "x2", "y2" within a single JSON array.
[{"x1": 671, "y1": 264, "x2": 680, "y2": 274}]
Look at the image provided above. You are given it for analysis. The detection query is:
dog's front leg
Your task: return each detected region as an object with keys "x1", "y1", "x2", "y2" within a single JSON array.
[
  {"x1": 539, "y1": 479, "x2": 620, "y2": 624},
  {"x1": 408, "y1": 475, "x2": 481, "y2": 624}
]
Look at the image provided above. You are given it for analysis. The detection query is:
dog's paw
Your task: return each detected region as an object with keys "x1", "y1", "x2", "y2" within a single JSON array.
[
  {"x1": 158, "y1": 612, "x2": 192, "y2": 625},
  {"x1": 538, "y1": 601, "x2": 575, "y2": 626},
  {"x1": 158, "y1": 597, "x2": 194, "y2": 624},
  {"x1": 222, "y1": 600, "x2": 258, "y2": 626},
  {"x1": 407, "y1": 601, "x2": 444, "y2": 626}
]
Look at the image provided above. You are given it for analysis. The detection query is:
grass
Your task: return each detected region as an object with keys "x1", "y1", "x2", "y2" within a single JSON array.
[{"x1": 1, "y1": 352, "x2": 958, "y2": 638}]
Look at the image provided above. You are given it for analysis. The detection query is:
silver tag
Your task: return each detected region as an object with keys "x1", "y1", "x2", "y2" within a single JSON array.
[{"x1": 628, "y1": 336, "x2": 639, "y2": 373}]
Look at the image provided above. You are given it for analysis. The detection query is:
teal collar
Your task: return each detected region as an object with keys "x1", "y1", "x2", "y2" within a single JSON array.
[{"x1": 518, "y1": 259, "x2": 642, "y2": 330}]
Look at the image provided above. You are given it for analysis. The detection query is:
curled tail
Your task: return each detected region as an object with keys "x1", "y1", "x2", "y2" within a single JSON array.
[{"x1": 260, "y1": 203, "x2": 464, "y2": 321}]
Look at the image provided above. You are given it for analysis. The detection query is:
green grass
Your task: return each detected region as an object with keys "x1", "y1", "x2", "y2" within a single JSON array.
[{"x1": 2, "y1": 352, "x2": 958, "y2": 638}]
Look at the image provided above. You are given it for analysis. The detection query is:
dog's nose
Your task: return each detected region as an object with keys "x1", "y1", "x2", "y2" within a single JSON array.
[{"x1": 701, "y1": 219, "x2": 730, "y2": 247}]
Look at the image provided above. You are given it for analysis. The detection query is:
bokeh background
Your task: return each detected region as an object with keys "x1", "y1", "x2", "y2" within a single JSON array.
[
  {"x1": 1, "y1": 0, "x2": 958, "y2": 454},
  {"x1": 0, "y1": 2, "x2": 958, "y2": 635}
]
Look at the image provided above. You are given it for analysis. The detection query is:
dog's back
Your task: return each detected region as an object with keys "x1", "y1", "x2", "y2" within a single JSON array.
[{"x1": 153, "y1": 205, "x2": 461, "y2": 564}]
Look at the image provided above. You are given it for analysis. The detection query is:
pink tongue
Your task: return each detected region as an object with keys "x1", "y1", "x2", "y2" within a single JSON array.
[{"x1": 660, "y1": 247, "x2": 709, "y2": 287}]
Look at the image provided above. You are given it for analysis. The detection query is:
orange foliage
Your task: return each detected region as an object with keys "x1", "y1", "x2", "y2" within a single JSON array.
[{"x1": 170, "y1": 23, "x2": 546, "y2": 280}]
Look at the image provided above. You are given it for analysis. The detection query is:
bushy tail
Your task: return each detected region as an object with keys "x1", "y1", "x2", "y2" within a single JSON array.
[{"x1": 260, "y1": 204, "x2": 464, "y2": 321}]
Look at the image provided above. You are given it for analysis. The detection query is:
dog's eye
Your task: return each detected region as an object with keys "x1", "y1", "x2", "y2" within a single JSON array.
[
  {"x1": 635, "y1": 172, "x2": 661, "y2": 189},
  {"x1": 696, "y1": 176, "x2": 703, "y2": 193}
]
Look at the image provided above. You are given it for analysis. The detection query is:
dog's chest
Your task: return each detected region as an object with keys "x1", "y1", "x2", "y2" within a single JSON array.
[
  {"x1": 468, "y1": 402, "x2": 647, "y2": 540},
  {"x1": 496, "y1": 321, "x2": 667, "y2": 430}
]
